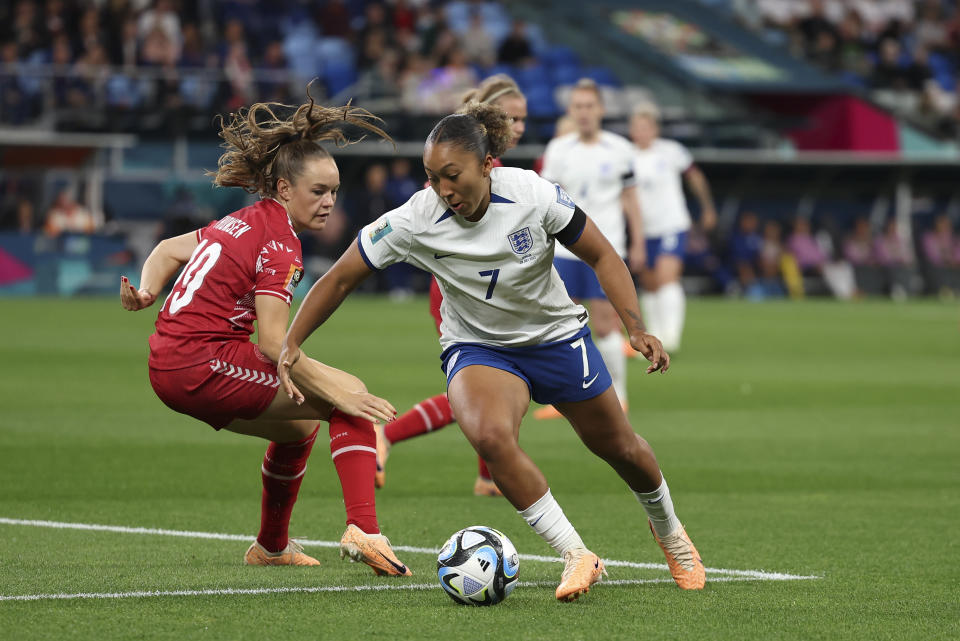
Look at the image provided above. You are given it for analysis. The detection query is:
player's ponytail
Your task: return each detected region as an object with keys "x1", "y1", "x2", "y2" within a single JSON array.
[
  {"x1": 209, "y1": 82, "x2": 392, "y2": 195},
  {"x1": 427, "y1": 101, "x2": 512, "y2": 163}
]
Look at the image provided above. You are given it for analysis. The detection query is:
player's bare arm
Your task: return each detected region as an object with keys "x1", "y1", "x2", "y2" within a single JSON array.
[
  {"x1": 120, "y1": 230, "x2": 200, "y2": 311},
  {"x1": 257, "y1": 284, "x2": 394, "y2": 423},
  {"x1": 621, "y1": 185, "x2": 646, "y2": 273},
  {"x1": 568, "y1": 217, "x2": 669, "y2": 373},
  {"x1": 278, "y1": 241, "x2": 374, "y2": 401}
]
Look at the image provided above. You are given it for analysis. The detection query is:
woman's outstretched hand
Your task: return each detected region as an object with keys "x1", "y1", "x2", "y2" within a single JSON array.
[
  {"x1": 629, "y1": 331, "x2": 670, "y2": 374},
  {"x1": 120, "y1": 276, "x2": 156, "y2": 311}
]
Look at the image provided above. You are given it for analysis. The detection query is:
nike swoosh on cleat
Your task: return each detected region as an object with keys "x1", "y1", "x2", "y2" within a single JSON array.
[
  {"x1": 376, "y1": 550, "x2": 408, "y2": 575},
  {"x1": 582, "y1": 373, "x2": 600, "y2": 389},
  {"x1": 434, "y1": 253, "x2": 455, "y2": 259}
]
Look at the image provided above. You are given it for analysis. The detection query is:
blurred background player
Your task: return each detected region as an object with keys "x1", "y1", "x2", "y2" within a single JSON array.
[
  {"x1": 375, "y1": 73, "x2": 528, "y2": 497},
  {"x1": 629, "y1": 101, "x2": 717, "y2": 355},
  {"x1": 279, "y1": 103, "x2": 704, "y2": 599},
  {"x1": 536, "y1": 78, "x2": 644, "y2": 418},
  {"x1": 120, "y1": 90, "x2": 411, "y2": 576}
]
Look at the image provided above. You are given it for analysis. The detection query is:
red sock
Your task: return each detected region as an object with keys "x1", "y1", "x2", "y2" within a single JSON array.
[
  {"x1": 384, "y1": 394, "x2": 454, "y2": 444},
  {"x1": 329, "y1": 410, "x2": 380, "y2": 534},
  {"x1": 478, "y1": 456, "x2": 493, "y2": 481},
  {"x1": 257, "y1": 424, "x2": 320, "y2": 553}
]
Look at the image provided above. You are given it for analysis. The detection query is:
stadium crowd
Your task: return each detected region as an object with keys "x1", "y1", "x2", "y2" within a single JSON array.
[
  {"x1": 1, "y1": 0, "x2": 959, "y2": 300},
  {"x1": 725, "y1": 0, "x2": 960, "y2": 135},
  {"x1": 0, "y1": 0, "x2": 553, "y2": 130}
]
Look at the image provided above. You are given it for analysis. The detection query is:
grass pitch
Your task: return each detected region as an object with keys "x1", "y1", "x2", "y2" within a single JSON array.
[{"x1": 0, "y1": 296, "x2": 957, "y2": 640}]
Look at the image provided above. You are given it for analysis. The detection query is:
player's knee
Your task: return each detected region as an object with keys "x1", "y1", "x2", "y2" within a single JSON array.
[{"x1": 467, "y1": 425, "x2": 515, "y2": 461}]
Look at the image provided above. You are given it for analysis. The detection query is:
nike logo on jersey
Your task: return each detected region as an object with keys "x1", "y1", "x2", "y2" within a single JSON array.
[
  {"x1": 434, "y1": 252, "x2": 456, "y2": 259},
  {"x1": 582, "y1": 372, "x2": 600, "y2": 389}
]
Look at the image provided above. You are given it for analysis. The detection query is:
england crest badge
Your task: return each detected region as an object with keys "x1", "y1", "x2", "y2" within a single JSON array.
[{"x1": 508, "y1": 227, "x2": 533, "y2": 255}]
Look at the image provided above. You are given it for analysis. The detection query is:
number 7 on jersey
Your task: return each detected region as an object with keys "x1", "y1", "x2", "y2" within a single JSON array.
[{"x1": 478, "y1": 268, "x2": 500, "y2": 300}]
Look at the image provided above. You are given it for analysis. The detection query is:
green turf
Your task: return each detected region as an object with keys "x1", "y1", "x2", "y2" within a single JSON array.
[{"x1": 0, "y1": 297, "x2": 957, "y2": 640}]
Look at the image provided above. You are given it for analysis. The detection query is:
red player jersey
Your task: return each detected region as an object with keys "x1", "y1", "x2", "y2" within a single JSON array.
[{"x1": 148, "y1": 198, "x2": 303, "y2": 370}]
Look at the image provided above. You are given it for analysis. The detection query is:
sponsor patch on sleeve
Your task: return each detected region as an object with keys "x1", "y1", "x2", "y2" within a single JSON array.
[
  {"x1": 555, "y1": 184, "x2": 575, "y2": 210},
  {"x1": 368, "y1": 217, "x2": 394, "y2": 244},
  {"x1": 283, "y1": 264, "x2": 304, "y2": 294}
]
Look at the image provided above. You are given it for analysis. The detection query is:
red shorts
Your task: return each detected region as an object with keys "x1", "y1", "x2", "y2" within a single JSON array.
[
  {"x1": 429, "y1": 276, "x2": 443, "y2": 336},
  {"x1": 149, "y1": 341, "x2": 279, "y2": 430}
]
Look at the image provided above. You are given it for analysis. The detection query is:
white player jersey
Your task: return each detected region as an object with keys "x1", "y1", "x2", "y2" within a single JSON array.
[
  {"x1": 541, "y1": 131, "x2": 636, "y2": 259},
  {"x1": 358, "y1": 167, "x2": 588, "y2": 350},
  {"x1": 632, "y1": 138, "x2": 694, "y2": 237}
]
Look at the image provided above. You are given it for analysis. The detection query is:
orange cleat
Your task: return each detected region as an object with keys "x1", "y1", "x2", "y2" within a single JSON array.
[
  {"x1": 339, "y1": 524, "x2": 413, "y2": 576},
  {"x1": 649, "y1": 522, "x2": 705, "y2": 590},
  {"x1": 533, "y1": 405, "x2": 563, "y2": 420},
  {"x1": 623, "y1": 338, "x2": 642, "y2": 359},
  {"x1": 472, "y1": 476, "x2": 503, "y2": 497},
  {"x1": 555, "y1": 548, "x2": 606, "y2": 601},
  {"x1": 374, "y1": 423, "x2": 390, "y2": 489},
  {"x1": 244, "y1": 540, "x2": 320, "y2": 566}
]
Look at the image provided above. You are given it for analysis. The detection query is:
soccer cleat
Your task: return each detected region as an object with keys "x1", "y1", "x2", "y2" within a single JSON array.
[
  {"x1": 374, "y1": 423, "x2": 390, "y2": 489},
  {"x1": 244, "y1": 540, "x2": 320, "y2": 566},
  {"x1": 472, "y1": 475, "x2": 503, "y2": 497},
  {"x1": 623, "y1": 338, "x2": 642, "y2": 359},
  {"x1": 556, "y1": 548, "x2": 606, "y2": 601},
  {"x1": 533, "y1": 404, "x2": 563, "y2": 420},
  {"x1": 339, "y1": 524, "x2": 413, "y2": 576},
  {"x1": 649, "y1": 522, "x2": 705, "y2": 590}
]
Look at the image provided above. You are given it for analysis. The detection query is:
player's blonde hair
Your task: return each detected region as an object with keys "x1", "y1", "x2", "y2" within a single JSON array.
[
  {"x1": 631, "y1": 100, "x2": 661, "y2": 123},
  {"x1": 209, "y1": 83, "x2": 392, "y2": 196},
  {"x1": 427, "y1": 101, "x2": 513, "y2": 162},
  {"x1": 571, "y1": 77, "x2": 603, "y2": 103},
  {"x1": 461, "y1": 74, "x2": 524, "y2": 106}
]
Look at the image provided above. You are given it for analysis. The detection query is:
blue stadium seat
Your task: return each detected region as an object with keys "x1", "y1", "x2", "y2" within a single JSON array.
[
  {"x1": 513, "y1": 64, "x2": 548, "y2": 91},
  {"x1": 324, "y1": 61, "x2": 358, "y2": 96},
  {"x1": 541, "y1": 45, "x2": 579, "y2": 67},
  {"x1": 105, "y1": 74, "x2": 143, "y2": 108},
  {"x1": 583, "y1": 65, "x2": 621, "y2": 87},
  {"x1": 524, "y1": 84, "x2": 559, "y2": 118},
  {"x1": 549, "y1": 63, "x2": 583, "y2": 87}
]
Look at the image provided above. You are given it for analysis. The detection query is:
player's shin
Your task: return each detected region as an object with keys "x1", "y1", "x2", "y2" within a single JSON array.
[
  {"x1": 633, "y1": 476, "x2": 682, "y2": 538},
  {"x1": 518, "y1": 489, "x2": 586, "y2": 556},
  {"x1": 257, "y1": 424, "x2": 320, "y2": 552},
  {"x1": 329, "y1": 410, "x2": 379, "y2": 534},
  {"x1": 383, "y1": 394, "x2": 453, "y2": 444}
]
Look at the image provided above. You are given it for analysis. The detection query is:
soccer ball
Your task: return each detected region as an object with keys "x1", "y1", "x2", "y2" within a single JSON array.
[{"x1": 436, "y1": 526, "x2": 519, "y2": 606}]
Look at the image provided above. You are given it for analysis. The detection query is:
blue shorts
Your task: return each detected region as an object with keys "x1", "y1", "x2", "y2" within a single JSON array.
[
  {"x1": 440, "y1": 325, "x2": 612, "y2": 406},
  {"x1": 645, "y1": 232, "x2": 688, "y2": 269},
  {"x1": 554, "y1": 257, "x2": 605, "y2": 300}
]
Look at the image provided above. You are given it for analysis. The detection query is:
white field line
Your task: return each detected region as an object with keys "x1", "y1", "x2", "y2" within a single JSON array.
[
  {"x1": 0, "y1": 517, "x2": 821, "y2": 583},
  {"x1": 0, "y1": 577, "x2": 807, "y2": 603}
]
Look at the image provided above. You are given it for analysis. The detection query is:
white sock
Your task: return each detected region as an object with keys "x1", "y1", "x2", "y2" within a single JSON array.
[
  {"x1": 518, "y1": 489, "x2": 585, "y2": 557},
  {"x1": 640, "y1": 290, "x2": 661, "y2": 339},
  {"x1": 657, "y1": 282, "x2": 686, "y2": 353},
  {"x1": 634, "y1": 477, "x2": 682, "y2": 538},
  {"x1": 594, "y1": 330, "x2": 627, "y2": 404}
]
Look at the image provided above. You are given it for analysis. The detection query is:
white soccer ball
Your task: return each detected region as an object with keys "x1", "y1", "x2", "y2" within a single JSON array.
[{"x1": 436, "y1": 525, "x2": 520, "y2": 606}]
